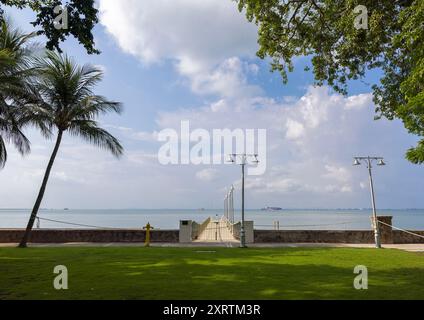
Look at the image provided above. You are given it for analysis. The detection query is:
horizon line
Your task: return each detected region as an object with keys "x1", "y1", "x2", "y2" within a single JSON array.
[{"x1": 1, "y1": 208, "x2": 424, "y2": 211}]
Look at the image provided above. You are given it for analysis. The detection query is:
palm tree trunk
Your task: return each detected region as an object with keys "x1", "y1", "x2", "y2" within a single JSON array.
[{"x1": 19, "y1": 130, "x2": 63, "y2": 248}]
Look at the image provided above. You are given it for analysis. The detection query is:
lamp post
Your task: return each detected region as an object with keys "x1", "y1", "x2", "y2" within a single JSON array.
[
  {"x1": 224, "y1": 193, "x2": 228, "y2": 220},
  {"x1": 353, "y1": 156, "x2": 386, "y2": 248},
  {"x1": 229, "y1": 185, "x2": 234, "y2": 223},
  {"x1": 227, "y1": 154, "x2": 259, "y2": 248}
]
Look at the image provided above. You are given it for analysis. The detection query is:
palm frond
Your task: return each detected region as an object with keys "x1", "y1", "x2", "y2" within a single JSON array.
[
  {"x1": 32, "y1": 50, "x2": 124, "y2": 139},
  {"x1": 0, "y1": 19, "x2": 41, "y2": 168},
  {"x1": 68, "y1": 119, "x2": 123, "y2": 158},
  {"x1": 0, "y1": 103, "x2": 31, "y2": 155},
  {"x1": 25, "y1": 49, "x2": 124, "y2": 158},
  {"x1": 0, "y1": 135, "x2": 6, "y2": 168},
  {"x1": 7, "y1": 126, "x2": 30, "y2": 155},
  {"x1": 70, "y1": 96, "x2": 123, "y2": 120}
]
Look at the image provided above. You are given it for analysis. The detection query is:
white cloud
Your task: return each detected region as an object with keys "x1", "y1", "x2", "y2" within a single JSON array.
[
  {"x1": 345, "y1": 93, "x2": 372, "y2": 110},
  {"x1": 286, "y1": 119, "x2": 305, "y2": 140},
  {"x1": 99, "y1": 0, "x2": 259, "y2": 98},
  {"x1": 196, "y1": 168, "x2": 219, "y2": 182},
  {"x1": 99, "y1": 0, "x2": 257, "y2": 67},
  {"x1": 126, "y1": 152, "x2": 158, "y2": 166},
  {"x1": 323, "y1": 165, "x2": 351, "y2": 183},
  {"x1": 105, "y1": 125, "x2": 159, "y2": 142},
  {"x1": 52, "y1": 171, "x2": 86, "y2": 184},
  {"x1": 298, "y1": 89, "x2": 330, "y2": 128},
  {"x1": 341, "y1": 185, "x2": 353, "y2": 193},
  {"x1": 0, "y1": 86, "x2": 422, "y2": 209},
  {"x1": 94, "y1": 64, "x2": 107, "y2": 74},
  {"x1": 148, "y1": 85, "x2": 423, "y2": 208},
  {"x1": 210, "y1": 99, "x2": 228, "y2": 113},
  {"x1": 185, "y1": 57, "x2": 262, "y2": 97},
  {"x1": 132, "y1": 131, "x2": 159, "y2": 141}
]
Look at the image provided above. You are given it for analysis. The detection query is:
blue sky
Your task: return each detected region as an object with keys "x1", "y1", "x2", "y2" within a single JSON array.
[{"x1": 1, "y1": 0, "x2": 423, "y2": 209}]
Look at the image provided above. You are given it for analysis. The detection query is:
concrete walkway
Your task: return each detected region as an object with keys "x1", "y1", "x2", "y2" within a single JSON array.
[
  {"x1": 195, "y1": 217, "x2": 237, "y2": 243},
  {"x1": 1, "y1": 242, "x2": 423, "y2": 252}
]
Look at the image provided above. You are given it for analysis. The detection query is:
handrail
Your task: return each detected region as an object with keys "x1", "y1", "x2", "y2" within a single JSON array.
[
  {"x1": 197, "y1": 217, "x2": 211, "y2": 235},
  {"x1": 221, "y1": 215, "x2": 240, "y2": 239}
]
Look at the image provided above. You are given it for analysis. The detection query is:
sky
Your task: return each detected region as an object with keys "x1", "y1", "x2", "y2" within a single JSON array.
[{"x1": 0, "y1": 0, "x2": 423, "y2": 210}]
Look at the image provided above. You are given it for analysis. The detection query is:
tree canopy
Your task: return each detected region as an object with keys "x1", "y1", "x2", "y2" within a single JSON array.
[
  {"x1": 236, "y1": 0, "x2": 424, "y2": 164},
  {"x1": 0, "y1": 19, "x2": 41, "y2": 168},
  {"x1": 0, "y1": 0, "x2": 99, "y2": 54}
]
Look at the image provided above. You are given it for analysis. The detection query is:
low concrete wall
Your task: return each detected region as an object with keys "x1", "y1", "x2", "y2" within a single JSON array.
[
  {"x1": 254, "y1": 230, "x2": 375, "y2": 244},
  {"x1": 1, "y1": 229, "x2": 423, "y2": 244},
  {"x1": 393, "y1": 230, "x2": 424, "y2": 244},
  {"x1": 254, "y1": 229, "x2": 424, "y2": 244},
  {"x1": 0, "y1": 229, "x2": 179, "y2": 243},
  {"x1": 253, "y1": 215, "x2": 424, "y2": 244},
  {"x1": 1, "y1": 215, "x2": 423, "y2": 244}
]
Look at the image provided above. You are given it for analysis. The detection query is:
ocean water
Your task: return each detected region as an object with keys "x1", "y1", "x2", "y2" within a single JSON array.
[{"x1": 1, "y1": 208, "x2": 424, "y2": 230}]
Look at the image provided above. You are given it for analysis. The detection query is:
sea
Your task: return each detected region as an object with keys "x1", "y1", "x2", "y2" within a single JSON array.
[{"x1": 1, "y1": 208, "x2": 424, "y2": 230}]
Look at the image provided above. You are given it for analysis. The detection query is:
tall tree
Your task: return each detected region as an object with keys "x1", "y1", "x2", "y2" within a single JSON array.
[
  {"x1": 0, "y1": 0, "x2": 99, "y2": 54},
  {"x1": 19, "y1": 51, "x2": 123, "y2": 247},
  {"x1": 0, "y1": 19, "x2": 46, "y2": 168},
  {"x1": 236, "y1": 0, "x2": 424, "y2": 163},
  {"x1": 374, "y1": 0, "x2": 424, "y2": 163}
]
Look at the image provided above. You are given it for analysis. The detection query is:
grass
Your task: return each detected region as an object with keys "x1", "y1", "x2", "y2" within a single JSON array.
[{"x1": 0, "y1": 247, "x2": 423, "y2": 300}]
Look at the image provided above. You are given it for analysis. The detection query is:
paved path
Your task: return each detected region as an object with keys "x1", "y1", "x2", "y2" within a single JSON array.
[
  {"x1": 195, "y1": 217, "x2": 237, "y2": 243},
  {"x1": 1, "y1": 242, "x2": 423, "y2": 252}
]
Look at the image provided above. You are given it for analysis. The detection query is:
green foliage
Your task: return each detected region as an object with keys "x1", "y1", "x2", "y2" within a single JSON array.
[
  {"x1": 0, "y1": 0, "x2": 99, "y2": 54},
  {"x1": 0, "y1": 19, "x2": 36, "y2": 167},
  {"x1": 236, "y1": 0, "x2": 424, "y2": 164},
  {"x1": 0, "y1": 17, "x2": 121, "y2": 171},
  {"x1": 392, "y1": 1, "x2": 424, "y2": 163}
]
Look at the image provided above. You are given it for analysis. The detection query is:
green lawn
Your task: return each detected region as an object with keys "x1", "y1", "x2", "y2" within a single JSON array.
[{"x1": 0, "y1": 247, "x2": 423, "y2": 300}]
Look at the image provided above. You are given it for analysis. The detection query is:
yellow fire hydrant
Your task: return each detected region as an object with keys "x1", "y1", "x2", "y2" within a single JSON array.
[{"x1": 143, "y1": 222, "x2": 153, "y2": 247}]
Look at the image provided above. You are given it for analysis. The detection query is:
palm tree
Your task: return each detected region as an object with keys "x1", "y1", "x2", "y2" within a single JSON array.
[
  {"x1": 0, "y1": 19, "x2": 39, "y2": 168},
  {"x1": 19, "y1": 51, "x2": 124, "y2": 248}
]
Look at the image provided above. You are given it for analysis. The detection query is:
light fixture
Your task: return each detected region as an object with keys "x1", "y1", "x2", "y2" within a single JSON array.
[
  {"x1": 226, "y1": 155, "x2": 235, "y2": 163},
  {"x1": 377, "y1": 159, "x2": 386, "y2": 166},
  {"x1": 353, "y1": 158, "x2": 361, "y2": 166}
]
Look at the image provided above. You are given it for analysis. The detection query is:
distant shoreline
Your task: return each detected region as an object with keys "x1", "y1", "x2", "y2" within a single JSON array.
[{"x1": 1, "y1": 208, "x2": 424, "y2": 211}]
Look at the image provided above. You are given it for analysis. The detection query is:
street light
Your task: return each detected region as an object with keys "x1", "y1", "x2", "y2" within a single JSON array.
[
  {"x1": 353, "y1": 156, "x2": 386, "y2": 248},
  {"x1": 227, "y1": 153, "x2": 259, "y2": 248},
  {"x1": 377, "y1": 159, "x2": 386, "y2": 166}
]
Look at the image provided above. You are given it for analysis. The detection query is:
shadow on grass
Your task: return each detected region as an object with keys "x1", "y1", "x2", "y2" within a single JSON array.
[
  {"x1": 0, "y1": 247, "x2": 423, "y2": 300},
  {"x1": 107, "y1": 261, "x2": 424, "y2": 300}
]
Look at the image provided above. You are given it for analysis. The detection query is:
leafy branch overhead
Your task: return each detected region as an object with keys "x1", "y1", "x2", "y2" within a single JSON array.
[
  {"x1": 236, "y1": 0, "x2": 424, "y2": 164},
  {"x1": 0, "y1": 0, "x2": 99, "y2": 54}
]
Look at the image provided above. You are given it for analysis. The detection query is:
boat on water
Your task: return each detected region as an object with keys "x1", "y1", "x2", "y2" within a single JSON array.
[{"x1": 261, "y1": 207, "x2": 283, "y2": 211}]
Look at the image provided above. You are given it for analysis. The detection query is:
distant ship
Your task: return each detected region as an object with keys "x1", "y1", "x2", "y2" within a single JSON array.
[
  {"x1": 64, "y1": 208, "x2": 69, "y2": 211},
  {"x1": 261, "y1": 207, "x2": 283, "y2": 211}
]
